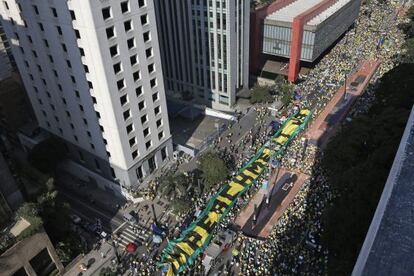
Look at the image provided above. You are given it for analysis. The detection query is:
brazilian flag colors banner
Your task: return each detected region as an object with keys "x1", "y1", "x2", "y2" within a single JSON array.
[{"x1": 160, "y1": 109, "x2": 312, "y2": 275}]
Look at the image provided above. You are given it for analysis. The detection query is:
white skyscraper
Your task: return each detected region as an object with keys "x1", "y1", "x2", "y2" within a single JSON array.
[
  {"x1": 0, "y1": 0, "x2": 173, "y2": 194},
  {"x1": 154, "y1": 0, "x2": 250, "y2": 111}
]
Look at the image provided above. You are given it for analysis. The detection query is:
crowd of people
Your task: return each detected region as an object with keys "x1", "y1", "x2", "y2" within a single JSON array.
[
  {"x1": 235, "y1": 0, "x2": 406, "y2": 275},
  {"x1": 120, "y1": 0, "x2": 407, "y2": 274}
]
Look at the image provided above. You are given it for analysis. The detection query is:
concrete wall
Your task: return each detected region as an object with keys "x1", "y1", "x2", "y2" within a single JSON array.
[{"x1": 0, "y1": 232, "x2": 64, "y2": 276}]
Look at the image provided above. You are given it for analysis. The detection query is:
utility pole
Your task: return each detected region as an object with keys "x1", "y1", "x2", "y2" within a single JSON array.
[
  {"x1": 151, "y1": 203, "x2": 158, "y2": 225},
  {"x1": 111, "y1": 238, "x2": 121, "y2": 264}
]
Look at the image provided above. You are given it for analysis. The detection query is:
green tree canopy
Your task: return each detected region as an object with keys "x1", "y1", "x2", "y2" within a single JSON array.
[
  {"x1": 401, "y1": 38, "x2": 414, "y2": 63},
  {"x1": 321, "y1": 63, "x2": 414, "y2": 275},
  {"x1": 198, "y1": 151, "x2": 228, "y2": 190},
  {"x1": 250, "y1": 86, "x2": 273, "y2": 104}
]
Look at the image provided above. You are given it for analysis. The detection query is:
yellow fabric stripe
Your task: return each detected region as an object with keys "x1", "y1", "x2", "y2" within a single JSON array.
[
  {"x1": 177, "y1": 242, "x2": 194, "y2": 256},
  {"x1": 217, "y1": 195, "x2": 232, "y2": 206},
  {"x1": 194, "y1": 226, "x2": 209, "y2": 247},
  {"x1": 243, "y1": 169, "x2": 258, "y2": 179},
  {"x1": 227, "y1": 181, "x2": 244, "y2": 196}
]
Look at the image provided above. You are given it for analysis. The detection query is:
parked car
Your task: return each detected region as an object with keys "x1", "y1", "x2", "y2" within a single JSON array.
[
  {"x1": 123, "y1": 213, "x2": 137, "y2": 225},
  {"x1": 70, "y1": 214, "x2": 82, "y2": 224}
]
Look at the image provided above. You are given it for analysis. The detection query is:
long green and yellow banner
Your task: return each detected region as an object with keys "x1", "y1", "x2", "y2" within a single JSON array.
[{"x1": 160, "y1": 109, "x2": 312, "y2": 275}]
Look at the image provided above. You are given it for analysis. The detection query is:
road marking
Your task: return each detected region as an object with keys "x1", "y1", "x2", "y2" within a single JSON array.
[{"x1": 114, "y1": 221, "x2": 127, "y2": 233}]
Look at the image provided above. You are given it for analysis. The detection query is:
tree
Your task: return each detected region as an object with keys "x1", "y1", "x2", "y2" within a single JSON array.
[
  {"x1": 198, "y1": 151, "x2": 228, "y2": 190},
  {"x1": 401, "y1": 38, "x2": 414, "y2": 63},
  {"x1": 171, "y1": 198, "x2": 191, "y2": 215},
  {"x1": 272, "y1": 75, "x2": 295, "y2": 106},
  {"x1": 15, "y1": 203, "x2": 43, "y2": 240},
  {"x1": 406, "y1": 5, "x2": 414, "y2": 21},
  {"x1": 250, "y1": 86, "x2": 273, "y2": 104},
  {"x1": 321, "y1": 63, "x2": 414, "y2": 275},
  {"x1": 28, "y1": 138, "x2": 67, "y2": 174},
  {"x1": 158, "y1": 172, "x2": 187, "y2": 199},
  {"x1": 55, "y1": 235, "x2": 83, "y2": 264}
]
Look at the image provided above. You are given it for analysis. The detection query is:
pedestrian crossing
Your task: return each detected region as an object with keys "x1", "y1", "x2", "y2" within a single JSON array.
[{"x1": 116, "y1": 223, "x2": 151, "y2": 248}]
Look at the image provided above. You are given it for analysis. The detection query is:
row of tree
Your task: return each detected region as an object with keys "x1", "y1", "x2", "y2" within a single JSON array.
[
  {"x1": 321, "y1": 62, "x2": 414, "y2": 275},
  {"x1": 157, "y1": 151, "x2": 229, "y2": 214},
  {"x1": 250, "y1": 75, "x2": 295, "y2": 106},
  {"x1": 399, "y1": 6, "x2": 414, "y2": 62}
]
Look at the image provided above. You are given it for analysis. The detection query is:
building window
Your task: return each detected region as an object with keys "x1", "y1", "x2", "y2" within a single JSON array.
[
  {"x1": 145, "y1": 47, "x2": 153, "y2": 58},
  {"x1": 143, "y1": 31, "x2": 151, "y2": 42},
  {"x1": 133, "y1": 70, "x2": 140, "y2": 81},
  {"x1": 121, "y1": 1, "x2": 129, "y2": 13},
  {"x1": 148, "y1": 155, "x2": 156, "y2": 173},
  {"x1": 136, "y1": 166, "x2": 144, "y2": 181},
  {"x1": 136, "y1": 86, "x2": 143, "y2": 97},
  {"x1": 154, "y1": 105, "x2": 160, "y2": 115},
  {"x1": 51, "y1": 8, "x2": 58, "y2": 17},
  {"x1": 123, "y1": 109, "x2": 130, "y2": 120},
  {"x1": 141, "y1": 115, "x2": 148, "y2": 124},
  {"x1": 141, "y1": 14, "x2": 148, "y2": 25},
  {"x1": 161, "y1": 147, "x2": 168, "y2": 161},
  {"x1": 113, "y1": 62, "x2": 122, "y2": 74},
  {"x1": 70, "y1": 10, "x2": 76, "y2": 20},
  {"x1": 117, "y1": 79, "x2": 125, "y2": 90},
  {"x1": 145, "y1": 140, "x2": 152, "y2": 150},
  {"x1": 150, "y1": 78, "x2": 157, "y2": 88},
  {"x1": 126, "y1": 123, "x2": 134, "y2": 134},
  {"x1": 138, "y1": 0, "x2": 146, "y2": 8},
  {"x1": 138, "y1": 100, "x2": 145, "y2": 111},
  {"x1": 158, "y1": 131, "x2": 164, "y2": 140},
  {"x1": 148, "y1": 63, "x2": 155, "y2": 74},
  {"x1": 120, "y1": 94, "x2": 128, "y2": 105},
  {"x1": 124, "y1": 20, "x2": 132, "y2": 32},
  {"x1": 152, "y1": 92, "x2": 159, "y2": 102},
  {"x1": 57, "y1": 26, "x2": 62, "y2": 35},
  {"x1": 156, "y1": 118, "x2": 162, "y2": 128},
  {"x1": 102, "y1": 7, "x2": 111, "y2": 20},
  {"x1": 33, "y1": 5, "x2": 39, "y2": 15},
  {"x1": 106, "y1": 26, "x2": 115, "y2": 39},
  {"x1": 129, "y1": 137, "x2": 136, "y2": 147},
  {"x1": 130, "y1": 54, "x2": 138, "y2": 66},
  {"x1": 109, "y1": 45, "x2": 118, "y2": 57},
  {"x1": 127, "y1": 38, "x2": 135, "y2": 49},
  {"x1": 132, "y1": 150, "x2": 138, "y2": 159},
  {"x1": 143, "y1": 127, "x2": 150, "y2": 137}
]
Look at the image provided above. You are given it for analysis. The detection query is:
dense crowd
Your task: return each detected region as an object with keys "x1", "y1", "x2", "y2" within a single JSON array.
[
  {"x1": 121, "y1": 0, "x2": 406, "y2": 275},
  {"x1": 237, "y1": 0, "x2": 406, "y2": 275}
]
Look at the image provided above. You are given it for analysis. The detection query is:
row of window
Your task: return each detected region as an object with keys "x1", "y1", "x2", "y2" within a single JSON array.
[{"x1": 101, "y1": 0, "x2": 147, "y2": 21}]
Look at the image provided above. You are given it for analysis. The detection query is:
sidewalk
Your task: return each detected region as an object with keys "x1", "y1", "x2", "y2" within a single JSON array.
[{"x1": 178, "y1": 108, "x2": 272, "y2": 173}]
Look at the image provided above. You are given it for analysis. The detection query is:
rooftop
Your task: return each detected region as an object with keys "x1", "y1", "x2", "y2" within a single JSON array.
[
  {"x1": 308, "y1": 0, "x2": 352, "y2": 25},
  {"x1": 267, "y1": 0, "x2": 323, "y2": 23},
  {"x1": 353, "y1": 105, "x2": 414, "y2": 276},
  {"x1": 266, "y1": 0, "x2": 353, "y2": 26}
]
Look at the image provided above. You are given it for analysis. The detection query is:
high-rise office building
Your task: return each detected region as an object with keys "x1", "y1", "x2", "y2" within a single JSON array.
[
  {"x1": 154, "y1": 0, "x2": 250, "y2": 111},
  {"x1": 0, "y1": 20, "x2": 14, "y2": 81},
  {"x1": 0, "y1": 0, "x2": 173, "y2": 193}
]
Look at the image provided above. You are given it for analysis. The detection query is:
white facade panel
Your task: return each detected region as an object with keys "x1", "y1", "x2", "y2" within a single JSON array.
[
  {"x1": 154, "y1": 0, "x2": 250, "y2": 111},
  {"x1": 0, "y1": 0, "x2": 173, "y2": 193},
  {"x1": 262, "y1": 0, "x2": 361, "y2": 62}
]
